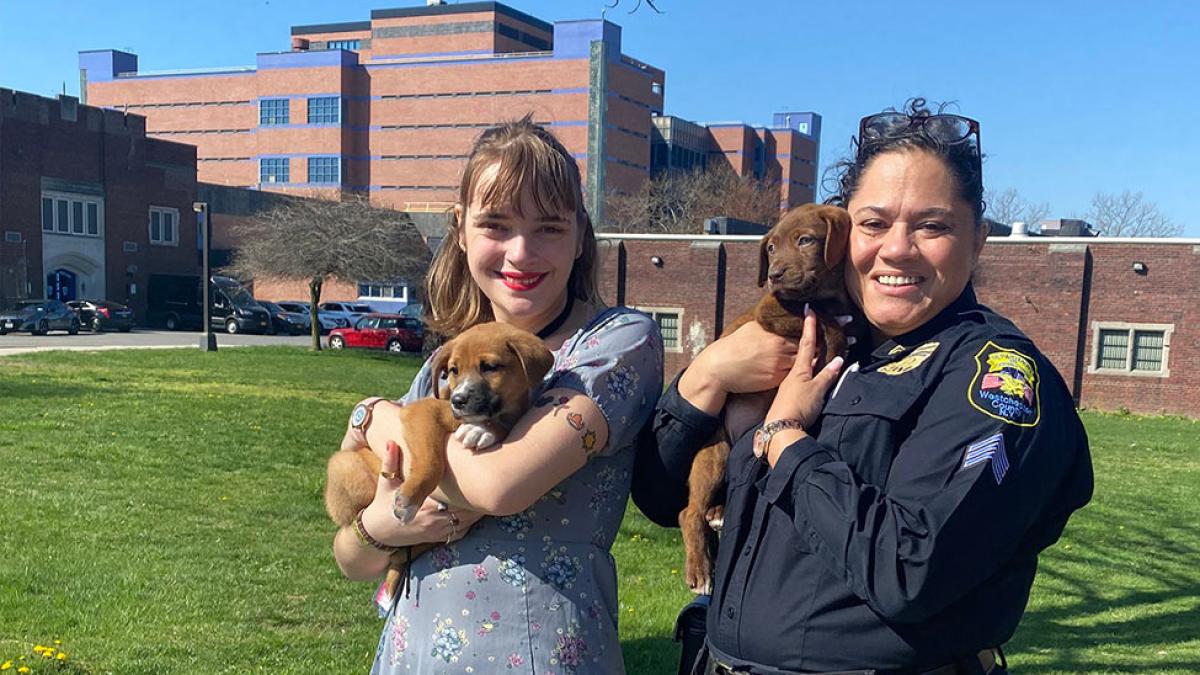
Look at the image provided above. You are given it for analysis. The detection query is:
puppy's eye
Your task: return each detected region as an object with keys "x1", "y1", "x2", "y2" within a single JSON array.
[
  {"x1": 480, "y1": 362, "x2": 499, "y2": 373},
  {"x1": 448, "y1": 366, "x2": 459, "y2": 376},
  {"x1": 766, "y1": 243, "x2": 776, "y2": 255},
  {"x1": 796, "y1": 235, "x2": 817, "y2": 247}
]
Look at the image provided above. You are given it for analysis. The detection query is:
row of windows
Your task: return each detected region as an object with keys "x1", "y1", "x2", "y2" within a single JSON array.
[
  {"x1": 326, "y1": 39, "x2": 361, "y2": 50},
  {"x1": 358, "y1": 283, "x2": 410, "y2": 300},
  {"x1": 380, "y1": 89, "x2": 551, "y2": 100},
  {"x1": 41, "y1": 194, "x2": 101, "y2": 237},
  {"x1": 259, "y1": 97, "x2": 342, "y2": 126},
  {"x1": 260, "y1": 157, "x2": 341, "y2": 184},
  {"x1": 41, "y1": 193, "x2": 179, "y2": 247}
]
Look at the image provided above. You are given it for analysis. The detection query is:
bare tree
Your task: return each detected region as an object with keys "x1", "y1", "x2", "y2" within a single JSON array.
[
  {"x1": 227, "y1": 195, "x2": 431, "y2": 350},
  {"x1": 1086, "y1": 190, "x2": 1182, "y2": 238},
  {"x1": 604, "y1": 165, "x2": 781, "y2": 234},
  {"x1": 984, "y1": 188, "x2": 1050, "y2": 229},
  {"x1": 602, "y1": 0, "x2": 662, "y2": 15}
]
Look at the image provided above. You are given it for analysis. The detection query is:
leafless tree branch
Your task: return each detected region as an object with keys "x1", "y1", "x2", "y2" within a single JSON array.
[
  {"x1": 603, "y1": 164, "x2": 780, "y2": 234},
  {"x1": 984, "y1": 188, "x2": 1051, "y2": 229},
  {"x1": 1086, "y1": 190, "x2": 1182, "y2": 238}
]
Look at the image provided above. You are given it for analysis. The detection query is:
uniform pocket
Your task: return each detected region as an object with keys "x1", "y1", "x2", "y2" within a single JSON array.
[{"x1": 819, "y1": 374, "x2": 925, "y2": 486}]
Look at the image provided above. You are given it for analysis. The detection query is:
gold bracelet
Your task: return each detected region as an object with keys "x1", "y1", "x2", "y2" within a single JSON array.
[{"x1": 353, "y1": 509, "x2": 397, "y2": 552}]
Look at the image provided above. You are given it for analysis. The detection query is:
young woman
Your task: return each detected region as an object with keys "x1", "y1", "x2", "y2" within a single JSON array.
[
  {"x1": 635, "y1": 100, "x2": 1093, "y2": 674},
  {"x1": 332, "y1": 117, "x2": 663, "y2": 673}
]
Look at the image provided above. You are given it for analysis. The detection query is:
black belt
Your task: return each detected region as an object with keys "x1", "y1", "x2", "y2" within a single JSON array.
[{"x1": 702, "y1": 646, "x2": 1000, "y2": 675}]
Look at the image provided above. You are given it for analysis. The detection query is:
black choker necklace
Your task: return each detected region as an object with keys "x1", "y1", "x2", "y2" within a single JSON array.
[{"x1": 536, "y1": 293, "x2": 575, "y2": 339}]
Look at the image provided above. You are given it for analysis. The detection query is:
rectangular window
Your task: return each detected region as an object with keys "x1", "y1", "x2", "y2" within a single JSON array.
[
  {"x1": 307, "y1": 96, "x2": 340, "y2": 124},
  {"x1": 308, "y1": 156, "x2": 340, "y2": 184},
  {"x1": 42, "y1": 197, "x2": 53, "y2": 231},
  {"x1": 260, "y1": 158, "x2": 289, "y2": 184},
  {"x1": 87, "y1": 203, "x2": 99, "y2": 235},
  {"x1": 1132, "y1": 331, "x2": 1164, "y2": 372},
  {"x1": 1091, "y1": 323, "x2": 1172, "y2": 376},
  {"x1": 1097, "y1": 329, "x2": 1129, "y2": 370},
  {"x1": 72, "y1": 201, "x2": 84, "y2": 234},
  {"x1": 149, "y1": 207, "x2": 179, "y2": 245},
  {"x1": 327, "y1": 39, "x2": 360, "y2": 50},
  {"x1": 56, "y1": 199, "x2": 69, "y2": 233},
  {"x1": 259, "y1": 98, "x2": 289, "y2": 126}
]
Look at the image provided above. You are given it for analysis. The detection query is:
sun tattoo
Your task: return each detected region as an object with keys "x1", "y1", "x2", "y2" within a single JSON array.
[{"x1": 582, "y1": 429, "x2": 598, "y2": 456}]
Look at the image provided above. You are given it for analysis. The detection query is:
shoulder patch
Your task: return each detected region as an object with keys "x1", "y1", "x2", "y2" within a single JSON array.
[
  {"x1": 968, "y1": 341, "x2": 1041, "y2": 427},
  {"x1": 879, "y1": 341, "x2": 940, "y2": 375}
]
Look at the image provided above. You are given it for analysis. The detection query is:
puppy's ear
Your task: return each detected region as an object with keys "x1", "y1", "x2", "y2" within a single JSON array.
[
  {"x1": 506, "y1": 334, "x2": 555, "y2": 392},
  {"x1": 429, "y1": 340, "x2": 454, "y2": 399},
  {"x1": 757, "y1": 233, "x2": 771, "y2": 287},
  {"x1": 820, "y1": 206, "x2": 852, "y2": 268}
]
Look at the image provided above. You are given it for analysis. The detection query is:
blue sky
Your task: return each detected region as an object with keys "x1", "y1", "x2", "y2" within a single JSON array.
[{"x1": 2, "y1": 0, "x2": 1198, "y2": 235}]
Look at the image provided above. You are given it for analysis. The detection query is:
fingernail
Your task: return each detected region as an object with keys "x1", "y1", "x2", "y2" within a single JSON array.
[
  {"x1": 804, "y1": 303, "x2": 812, "y2": 317},
  {"x1": 826, "y1": 356, "x2": 844, "y2": 371},
  {"x1": 847, "y1": 336, "x2": 857, "y2": 346}
]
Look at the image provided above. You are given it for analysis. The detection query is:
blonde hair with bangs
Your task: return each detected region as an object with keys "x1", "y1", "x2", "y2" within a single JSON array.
[{"x1": 425, "y1": 116, "x2": 599, "y2": 337}]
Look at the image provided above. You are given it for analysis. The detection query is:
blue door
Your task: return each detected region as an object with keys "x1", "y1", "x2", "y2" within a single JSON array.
[{"x1": 47, "y1": 269, "x2": 78, "y2": 301}]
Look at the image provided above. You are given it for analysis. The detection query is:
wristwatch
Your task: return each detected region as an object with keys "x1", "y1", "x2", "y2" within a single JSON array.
[
  {"x1": 752, "y1": 418, "x2": 806, "y2": 459},
  {"x1": 350, "y1": 397, "x2": 385, "y2": 433}
]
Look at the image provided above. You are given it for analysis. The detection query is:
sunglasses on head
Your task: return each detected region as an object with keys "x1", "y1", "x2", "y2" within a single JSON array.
[{"x1": 857, "y1": 112, "x2": 982, "y2": 164}]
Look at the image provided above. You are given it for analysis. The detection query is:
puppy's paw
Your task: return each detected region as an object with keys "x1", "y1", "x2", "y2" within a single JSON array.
[
  {"x1": 705, "y1": 505, "x2": 725, "y2": 532},
  {"x1": 454, "y1": 423, "x2": 497, "y2": 449},
  {"x1": 685, "y1": 558, "x2": 713, "y2": 595}
]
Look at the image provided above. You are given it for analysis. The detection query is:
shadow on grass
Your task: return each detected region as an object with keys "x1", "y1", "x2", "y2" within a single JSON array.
[
  {"x1": 1010, "y1": 496, "x2": 1200, "y2": 673},
  {"x1": 0, "y1": 379, "x2": 100, "y2": 401},
  {"x1": 623, "y1": 636, "x2": 683, "y2": 675}
]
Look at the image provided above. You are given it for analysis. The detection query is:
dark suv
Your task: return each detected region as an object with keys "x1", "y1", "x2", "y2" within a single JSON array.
[
  {"x1": 67, "y1": 300, "x2": 135, "y2": 332},
  {"x1": 0, "y1": 299, "x2": 81, "y2": 335}
]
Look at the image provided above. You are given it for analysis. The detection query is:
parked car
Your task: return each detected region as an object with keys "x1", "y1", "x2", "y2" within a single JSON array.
[
  {"x1": 397, "y1": 303, "x2": 424, "y2": 320},
  {"x1": 319, "y1": 301, "x2": 374, "y2": 328},
  {"x1": 257, "y1": 300, "x2": 310, "y2": 335},
  {"x1": 327, "y1": 314, "x2": 424, "y2": 353},
  {"x1": 0, "y1": 299, "x2": 80, "y2": 335},
  {"x1": 67, "y1": 299, "x2": 135, "y2": 332},
  {"x1": 277, "y1": 301, "x2": 341, "y2": 333}
]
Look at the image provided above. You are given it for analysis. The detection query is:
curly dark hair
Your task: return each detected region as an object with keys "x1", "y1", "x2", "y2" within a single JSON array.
[{"x1": 825, "y1": 98, "x2": 986, "y2": 226}]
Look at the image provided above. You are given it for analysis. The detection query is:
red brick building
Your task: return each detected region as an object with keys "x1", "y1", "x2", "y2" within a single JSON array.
[
  {"x1": 78, "y1": 2, "x2": 670, "y2": 227},
  {"x1": 78, "y1": 2, "x2": 817, "y2": 227},
  {"x1": 598, "y1": 233, "x2": 1200, "y2": 417},
  {"x1": 0, "y1": 88, "x2": 198, "y2": 318}
]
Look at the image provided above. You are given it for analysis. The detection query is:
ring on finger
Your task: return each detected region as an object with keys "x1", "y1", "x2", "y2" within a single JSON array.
[{"x1": 379, "y1": 469, "x2": 401, "y2": 480}]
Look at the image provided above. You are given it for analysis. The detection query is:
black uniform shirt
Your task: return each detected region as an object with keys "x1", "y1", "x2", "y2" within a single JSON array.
[{"x1": 633, "y1": 286, "x2": 1094, "y2": 673}]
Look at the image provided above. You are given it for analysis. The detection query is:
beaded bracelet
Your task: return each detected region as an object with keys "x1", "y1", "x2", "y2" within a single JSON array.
[{"x1": 353, "y1": 509, "x2": 397, "y2": 552}]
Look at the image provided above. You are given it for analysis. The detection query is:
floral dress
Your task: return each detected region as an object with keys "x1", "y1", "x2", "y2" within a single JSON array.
[{"x1": 370, "y1": 307, "x2": 663, "y2": 674}]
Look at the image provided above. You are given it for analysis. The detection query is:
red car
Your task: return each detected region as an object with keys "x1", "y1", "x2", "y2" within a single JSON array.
[{"x1": 327, "y1": 313, "x2": 424, "y2": 353}]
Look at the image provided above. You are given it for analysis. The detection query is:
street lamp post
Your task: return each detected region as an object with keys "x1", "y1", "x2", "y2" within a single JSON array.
[{"x1": 193, "y1": 201, "x2": 218, "y2": 352}]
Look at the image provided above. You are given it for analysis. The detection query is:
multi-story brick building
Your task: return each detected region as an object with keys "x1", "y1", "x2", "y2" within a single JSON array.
[
  {"x1": 598, "y1": 233, "x2": 1200, "y2": 417},
  {"x1": 0, "y1": 88, "x2": 198, "y2": 319},
  {"x1": 79, "y1": 1, "x2": 820, "y2": 227},
  {"x1": 649, "y1": 112, "x2": 821, "y2": 209},
  {"x1": 78, "y1": 1, "x2": 672, "y2": 227}
]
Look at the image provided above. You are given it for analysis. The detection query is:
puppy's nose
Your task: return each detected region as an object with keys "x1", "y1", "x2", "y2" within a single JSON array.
[
  {"x1": 768, "y1": 268, "x2": 785, "y2": 283},
  {"x1": 450, "y1": 391, "x2": 469, "y2": 408}
]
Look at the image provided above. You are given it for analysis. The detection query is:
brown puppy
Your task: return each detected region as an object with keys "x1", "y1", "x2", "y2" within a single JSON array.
[
  {"x1": 324, "y1": 321, "x2": 554, "y2": 597},
  {"x1": 679, "y1": 203, "x2": 861, "y2": 593}
]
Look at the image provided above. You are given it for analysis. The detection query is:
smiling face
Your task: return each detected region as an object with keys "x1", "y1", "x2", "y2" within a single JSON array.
[
  {"x1": 455, "y1": 163, "x2": 582, "y2": 333},
  {"x1": 845, "y1": 149, "x2": 987, "y2": 342}
]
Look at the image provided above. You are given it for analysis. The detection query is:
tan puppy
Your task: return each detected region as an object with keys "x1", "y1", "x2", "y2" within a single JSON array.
[
  {"x1": 324, "y1": 321, "x2": 554, "y2": 596},
  {"x1": 680, "y1": 203, "x2": 861, "y2": 593}
]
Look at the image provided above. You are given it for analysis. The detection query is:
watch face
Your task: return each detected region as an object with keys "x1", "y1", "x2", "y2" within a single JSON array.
[{"x1": 351, "y1": 404, "x2": 368, "y2": 427}]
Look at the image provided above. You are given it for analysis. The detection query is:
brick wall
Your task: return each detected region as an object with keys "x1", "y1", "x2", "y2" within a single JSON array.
[{"x1": 597, "y1": 234, "x2": 1200, "y2": 417}]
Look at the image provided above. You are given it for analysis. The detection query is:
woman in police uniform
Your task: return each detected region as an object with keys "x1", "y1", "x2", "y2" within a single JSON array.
[{"x1": 634, "y1": 99, "x2": 1094, "y2": 675}]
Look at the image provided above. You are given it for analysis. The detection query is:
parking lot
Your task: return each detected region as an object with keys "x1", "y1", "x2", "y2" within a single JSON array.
[{"x1": 0, "y1": 328, "x2": 313, "y2": 356}]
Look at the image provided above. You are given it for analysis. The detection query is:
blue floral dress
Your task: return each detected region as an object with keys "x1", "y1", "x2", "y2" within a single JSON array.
[{"x1": 370, "y1": 307, "x2": 663, "y2": 674}]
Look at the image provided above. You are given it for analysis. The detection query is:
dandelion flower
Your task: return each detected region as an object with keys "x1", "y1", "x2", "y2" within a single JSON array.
[
  {"x1": 17, "y1": 667, "x2": 30, "y2": 674},
  {"x1": 57, "y1": 653, "x2": 68, "y2": 661},
  {"x1": 2, "y1": 661, "x2": 12, "y2": 670}
]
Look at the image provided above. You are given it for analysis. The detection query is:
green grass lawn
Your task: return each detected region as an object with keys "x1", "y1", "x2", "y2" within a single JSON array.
[{"x1": 1, "y1": 347, "x2": 1197, "y2": 674}]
